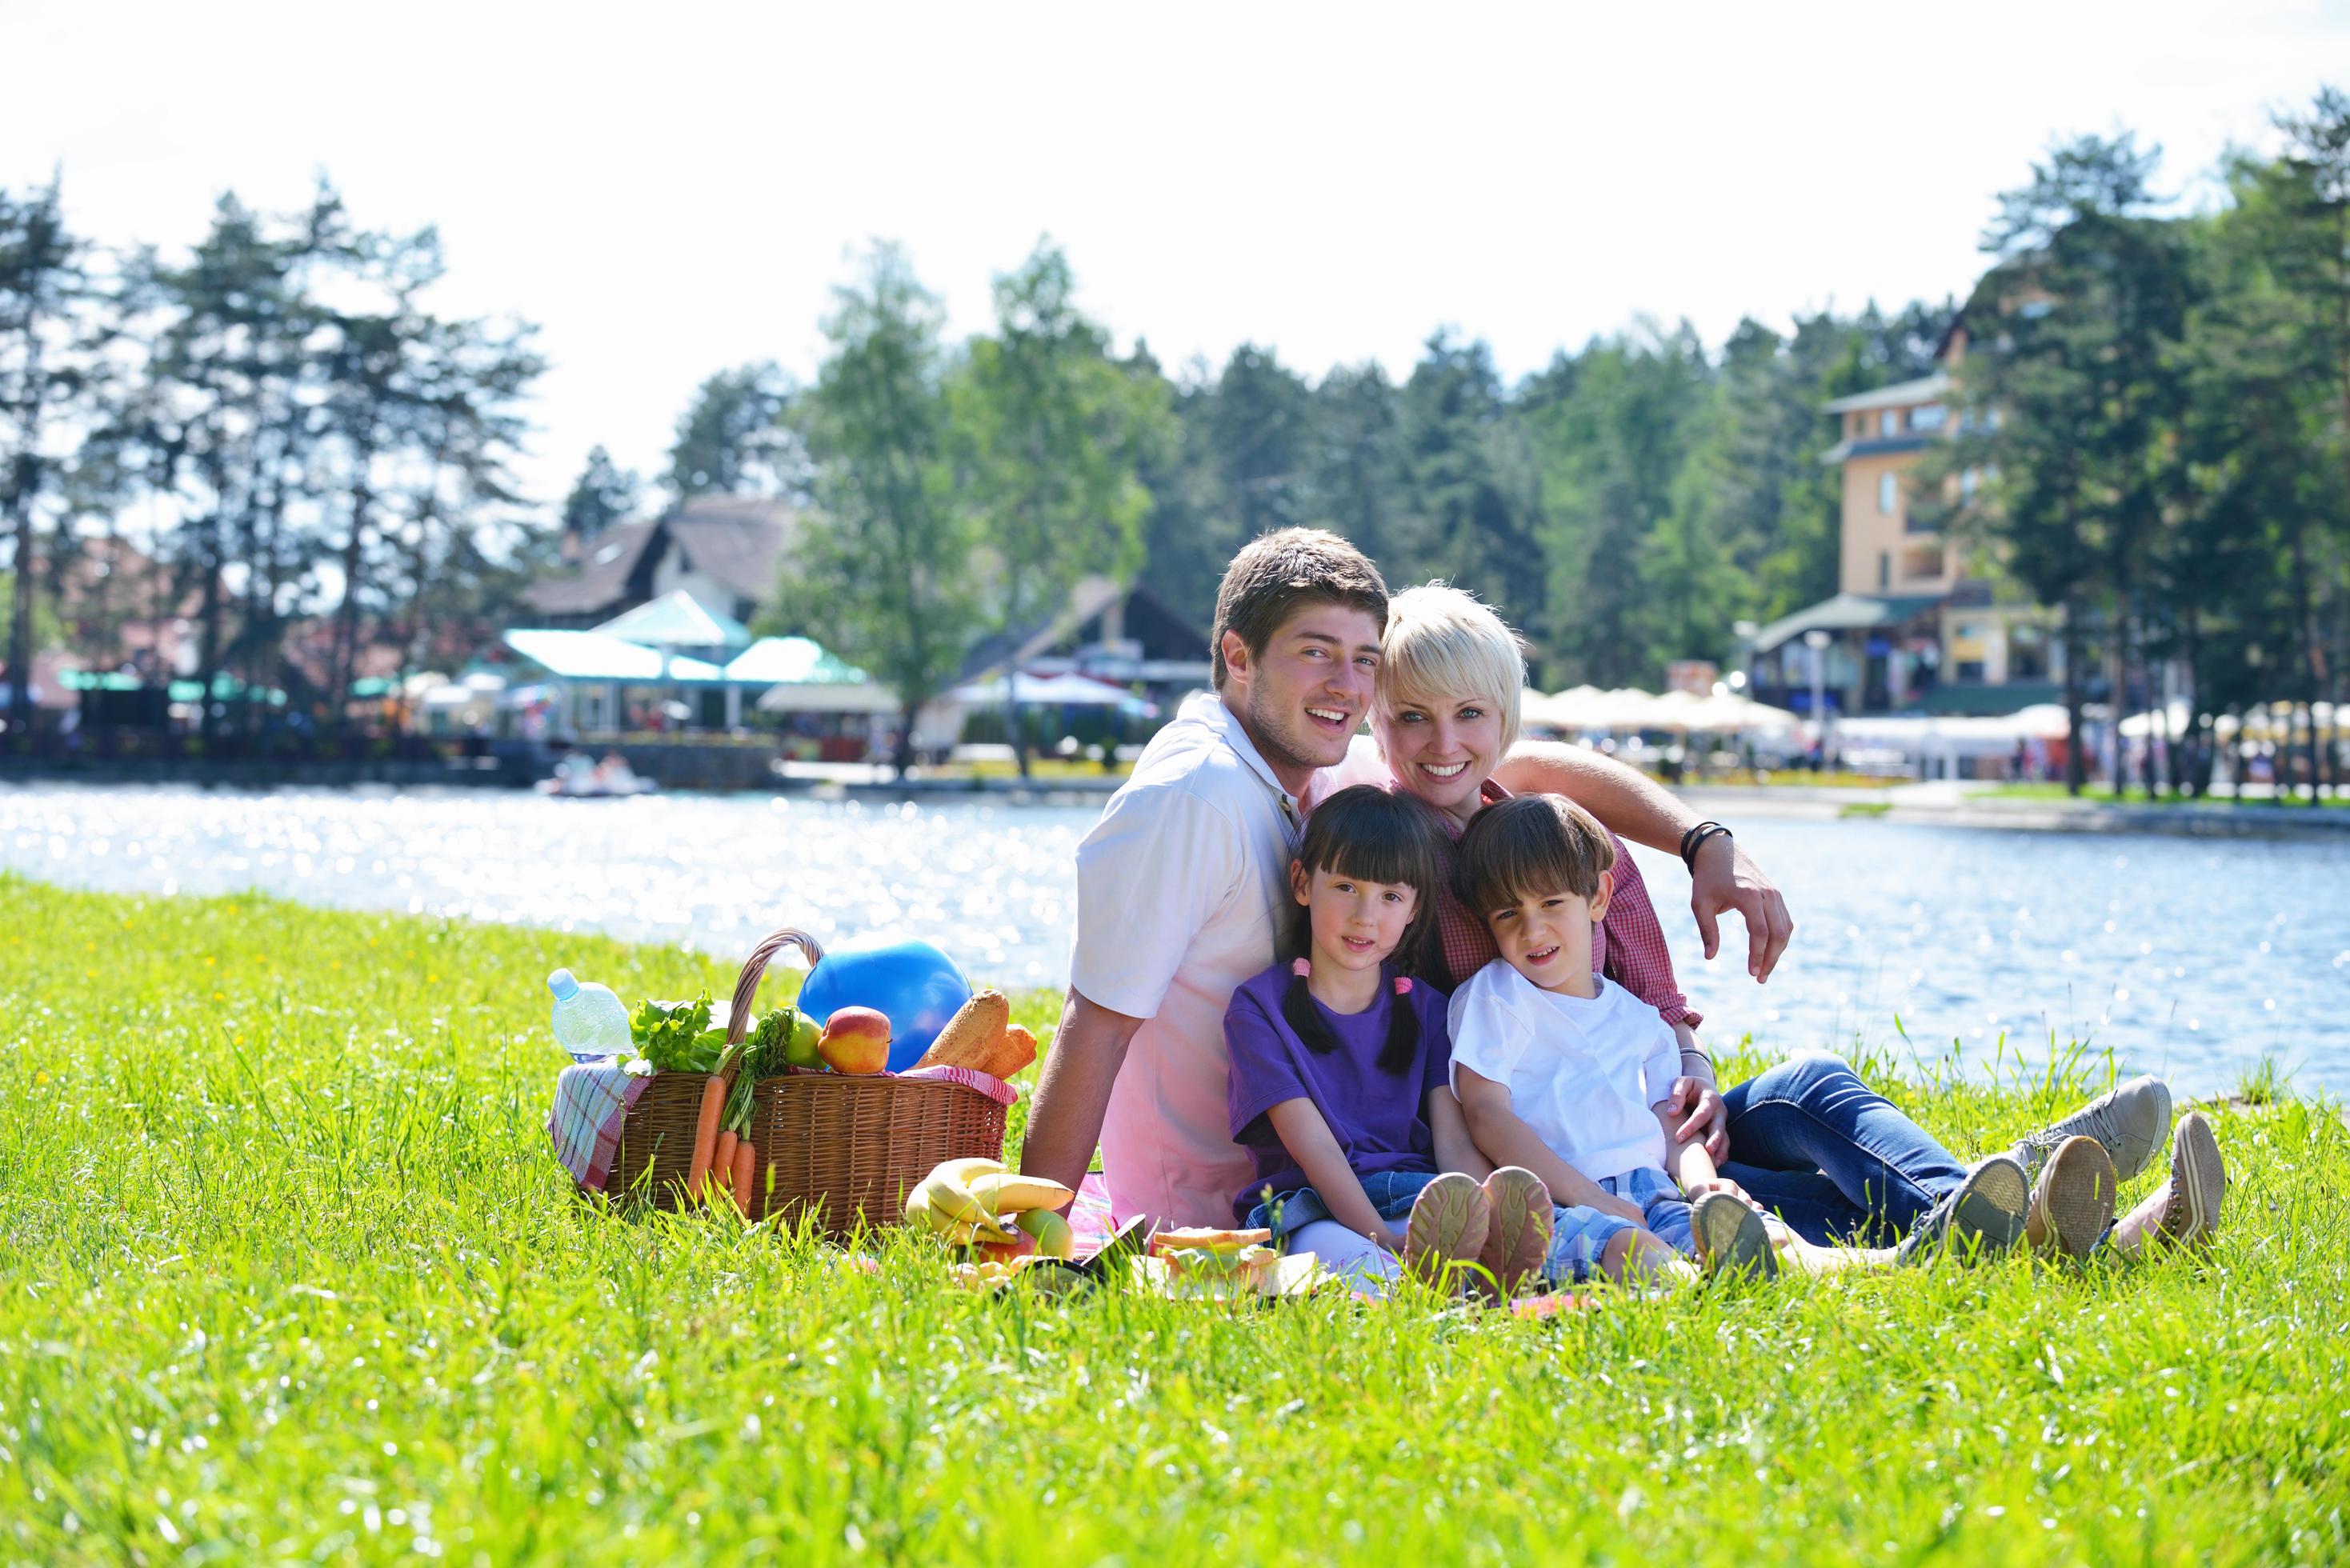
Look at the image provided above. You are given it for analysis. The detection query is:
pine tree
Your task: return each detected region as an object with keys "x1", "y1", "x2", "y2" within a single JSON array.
[
  {"x1": 667, "y1": 364, "x2": 791, "y2": 498},
  {"x1": 561, "y1": 445, "x2": 639, "y2": 541}
]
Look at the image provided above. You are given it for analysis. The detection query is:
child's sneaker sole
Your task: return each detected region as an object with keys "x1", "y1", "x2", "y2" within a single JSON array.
[
  {"x1": 1404, "y1": 1172, "x2": 1490, "y2": 1286},
  {"x1": 2028, "y1": 1134, "x2": 2116, "y2": 1259},
  {"x1": 1692, "y1": 1191, "x2": 1777, "y2": 1280},
  {"x1": 1476, "y1": 1166, "x2": 1553, "y2": 1300},
  {"x1": 2160, "y1": 1110, "x2": 2226, "y2": 1247}
]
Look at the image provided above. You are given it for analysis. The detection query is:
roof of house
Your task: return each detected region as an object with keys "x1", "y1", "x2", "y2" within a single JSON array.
[
  {"x1": 955, "y1": 577, "x2": 1208, "y2": 683},
  {"x1": 1822, "y1": 374, "x2": 1951, "y2": 416},
  {"x1": 1751, "y1": 592, "x2": 1945, "y2": 652},
  {"x1": 523, "y1": 517, "x2": 661, "y2": 617},
  {"x1": 665, "y1": 495, "x2": 796, "y2": 605},
  {"x1": 522, "y1": 495, "x2": 796, "y2": 618}
]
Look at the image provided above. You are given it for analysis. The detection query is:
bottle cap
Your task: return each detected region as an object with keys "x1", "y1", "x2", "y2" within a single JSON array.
[{"x1": 547, "y1": 968, "x2": 578, "y2": 1000}]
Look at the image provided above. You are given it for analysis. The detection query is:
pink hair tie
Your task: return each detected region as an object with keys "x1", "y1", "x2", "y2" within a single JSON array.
[
  {"x1": 1393, "y1": 977, "x2": 1412, "y2": 995},
  {"x1": 1292, "y1": 958, "x2": 1311, "y2": 977}
]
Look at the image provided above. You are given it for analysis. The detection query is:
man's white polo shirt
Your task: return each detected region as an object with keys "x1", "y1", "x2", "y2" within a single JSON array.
[{"x1": 1071, "y1": 689, "x2": 1302, "y2": 1227}]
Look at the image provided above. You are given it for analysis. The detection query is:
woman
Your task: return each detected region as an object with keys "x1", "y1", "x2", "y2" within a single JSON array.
[{"x1": 1316, "y1": 583, "x2": 2226, "y2": 1259}]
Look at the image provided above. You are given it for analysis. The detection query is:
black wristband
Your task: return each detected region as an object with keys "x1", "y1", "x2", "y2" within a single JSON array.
[{"x1": 1679, "y1": 820, "x2": 1731, "y2": 871}]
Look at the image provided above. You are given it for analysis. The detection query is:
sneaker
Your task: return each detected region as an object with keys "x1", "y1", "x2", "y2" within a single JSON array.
[
  {"x1": 1403, "y1": 1172, "x2": 1491, "y2": 1287},
  {"x1": 2156, "y1": 1110, "x2": 2227, "y2": 1247},
  {"x1": 1692, "y1": 1191, "x2": 1778, "y2": 1280},
  {"x1": 2024, "y1": 1134, "x2": 2117, "y2": 1259},
  {"x1": 2013, "y1": 1074, "x2": 2172, "y2": 1184},
  {"x1": 1896, "y1": 1154, "x2": 2028, "y2": 1266},
  {"x1": 1475, "y1": 1166, "x2": 1554, "y2": 1301}
]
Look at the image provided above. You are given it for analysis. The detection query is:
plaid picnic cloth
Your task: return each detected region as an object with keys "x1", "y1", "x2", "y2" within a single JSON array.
[
  {"x1": 548, "y1": 1058, "x2": 648, "y2": 1191},
  {"x1": 892, "y1": 1062, "x2": 1020, "y2": 1106}
]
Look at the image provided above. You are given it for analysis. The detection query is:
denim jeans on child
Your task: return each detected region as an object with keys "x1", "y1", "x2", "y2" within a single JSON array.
[
  {"x1": 1246, "y1": 1167, "x2": 1443, "y2": 1239},
  {"x1": 1716, "y1": 1052, "x2": 1969, "y2": 1246}
]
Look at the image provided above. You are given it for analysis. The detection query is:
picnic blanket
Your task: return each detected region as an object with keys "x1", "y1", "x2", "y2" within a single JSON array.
[{"x1": 547, "y1": 1059, "x2": 1021, "y2": 1192}]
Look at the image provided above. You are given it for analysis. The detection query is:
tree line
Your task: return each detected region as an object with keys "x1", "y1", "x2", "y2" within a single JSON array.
[
  {"x1": 1, "y1": 178, "x2": 542, "y2": 745},
  {"x1": 6, "y1": 90, "x2": 2346, "y2": 792},
  {"x1": 1922, "y1": 97, "x2": 2350, "y2": 796}
]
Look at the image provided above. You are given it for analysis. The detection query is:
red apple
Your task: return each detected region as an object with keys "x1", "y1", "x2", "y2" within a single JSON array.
[{"x1": 817, "y1": 1006, "x2": 891, "y2": 1074}]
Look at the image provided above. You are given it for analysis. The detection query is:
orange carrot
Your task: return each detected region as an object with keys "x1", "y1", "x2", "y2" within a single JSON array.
[
  {"x1": 711, "y1": 1130, "x2": 739, "y2": 1206},
  {"x1": 730, "y1": 1140, "x2": 757, "y2": 1216},
  {"x1": 686, "y1": 1076, "x2": 727, "y2": 1202}
]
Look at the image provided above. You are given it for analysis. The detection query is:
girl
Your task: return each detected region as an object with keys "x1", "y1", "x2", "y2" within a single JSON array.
[{"x1": 1223, "y1": 784, "x2": 1555, "y2": 1294}]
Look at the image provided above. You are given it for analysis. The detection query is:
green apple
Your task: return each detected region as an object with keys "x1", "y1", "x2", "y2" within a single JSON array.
[
  {"x1": 1016, "y1": 1206, "x2": 1075, "y2": 1260},
  {"x1": 784, "y1": 1007, "x2": 823, "y2": 1070}
]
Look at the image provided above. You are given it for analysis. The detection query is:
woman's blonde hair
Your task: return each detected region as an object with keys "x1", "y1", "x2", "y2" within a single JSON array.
[{"x1": 1375, "y1": 583, "x2": 1527, "y2": 752}]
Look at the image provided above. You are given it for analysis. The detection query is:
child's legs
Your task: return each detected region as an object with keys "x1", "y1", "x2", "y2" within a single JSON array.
[
  {"x1": 1541, "y1": 1202, "x2": 1637, "y2": 1285},
  {"x1": 1283, "y1": 1219, "x2": 1403, "y2": 1293},
  {"x1": 1608, "y1": 1169, "x2": 1697, "y2": 1256},
  {"x1": 1602, "y1": 1226, "x2": 1698, "y2": 1285}
]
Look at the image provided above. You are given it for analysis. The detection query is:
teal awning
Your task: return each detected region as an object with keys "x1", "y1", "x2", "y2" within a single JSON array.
[
  {"x1": 723, "y1": 635, "x2": 869, "y2": 685},
  {"x1": 62, "y1": 670, "x2": 283, "y2": 704},
  {"x1": 1916, "y1": 682, "x2": 2064, "y2": 717},
  {"x1": 1751, "y1": 593, "x2": 1944, "y2": 653},
  {"x1": 502, "y1": 630, "x2": 727, "y2": 683},
  {"x1": 593, "y1": 590, "x2": 751, "y2": 650}
]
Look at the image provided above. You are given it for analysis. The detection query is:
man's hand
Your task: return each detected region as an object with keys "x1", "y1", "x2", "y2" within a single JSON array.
[
  {"x1": 1660, "y1": 1075, "x2": 1730, "y2": 1163},
  {"x1": 1691, "y1": 833, "x2": 1793, "y2": 982}
]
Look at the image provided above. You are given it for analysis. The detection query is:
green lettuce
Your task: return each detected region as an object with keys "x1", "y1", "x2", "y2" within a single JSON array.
[{"x1": 627, "y1": 993, "x2": 729, "y2": 1074}]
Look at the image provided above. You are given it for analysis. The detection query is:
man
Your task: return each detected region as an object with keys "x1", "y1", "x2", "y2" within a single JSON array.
[{"x1": 1018, "y1": 529, "x2": 1791, "y2": 1227}]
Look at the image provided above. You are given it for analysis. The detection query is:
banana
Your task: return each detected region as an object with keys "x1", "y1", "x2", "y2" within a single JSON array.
[
  {"x1": 905, "y1": 1182, "x2": 948, "y2": 1234},
  {"x1": 967, "y1": 1171, "x2": 1075, "y2": 1216},
  {"x1": 919, "y1": 1157, "x2": 1007, "y2": 1226}
]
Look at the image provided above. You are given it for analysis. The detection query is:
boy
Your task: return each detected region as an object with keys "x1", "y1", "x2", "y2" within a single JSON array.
[{"x1": 1446, "y1": 793, "x2": 1773, "y2": 1282}]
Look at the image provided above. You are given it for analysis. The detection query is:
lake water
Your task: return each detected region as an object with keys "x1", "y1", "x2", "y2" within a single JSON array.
[{"x1": 4, "y1": 782, "x2": 2345, "y2": 1098}]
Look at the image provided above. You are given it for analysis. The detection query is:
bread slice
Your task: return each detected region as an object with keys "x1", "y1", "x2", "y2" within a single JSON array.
[
  {"x1": 914, "y1": 989, "x2": 1012, "y2": 1074},
  {"x1": 996, "y1": 1022, "x2": 1039, "y2": 1077}
]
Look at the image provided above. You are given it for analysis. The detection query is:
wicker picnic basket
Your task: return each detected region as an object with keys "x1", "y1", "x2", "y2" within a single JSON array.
[
  {"x1": 737, "y1": 926, "x2": 1011, "y2": 1234},
  {"x1": 604, "y1": 1070, "x2": 723, "y2": 1211}
]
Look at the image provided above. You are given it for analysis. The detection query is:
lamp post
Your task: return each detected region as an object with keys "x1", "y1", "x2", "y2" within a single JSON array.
[
  {"x1": 1731, "y1": 619, "x2": 1759, "y2": 695},
  {"x1": 1804, "y1": 628, "x2": 1832, "y2": 770}
]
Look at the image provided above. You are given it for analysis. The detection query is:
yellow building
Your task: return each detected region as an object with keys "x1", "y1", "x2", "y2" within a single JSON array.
[{"x1": 1747, "y1": 353, "x2": 2060, "y2": 718}]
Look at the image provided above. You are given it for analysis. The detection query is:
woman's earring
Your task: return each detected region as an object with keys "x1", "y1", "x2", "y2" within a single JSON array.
[{"x1": 1291, "y1": 958, "x2": 1311, "y2": 978}]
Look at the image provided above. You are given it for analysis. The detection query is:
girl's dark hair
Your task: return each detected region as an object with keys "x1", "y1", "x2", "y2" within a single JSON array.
[{"x1": 1280, "y1": 785, "x2": 1445, "y2": 1074}]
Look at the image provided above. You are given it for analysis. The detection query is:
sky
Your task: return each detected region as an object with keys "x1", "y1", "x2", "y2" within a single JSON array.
[{"x1": 6, "y1": 1, "x2": 2346, "y2": 513}]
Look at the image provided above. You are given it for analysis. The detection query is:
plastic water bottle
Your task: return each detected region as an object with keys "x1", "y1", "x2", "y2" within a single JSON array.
[{"x1": 547, "y1": 969, "x2": 632, "y2": 1062}]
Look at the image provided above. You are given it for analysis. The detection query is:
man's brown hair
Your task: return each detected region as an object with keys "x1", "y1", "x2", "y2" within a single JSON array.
[
  {"x1": 1208, "y1": 528, "x2": 1389, "y2": 690},
  {"x1": 1454, "y1": 793, "x2": 1619, "y2": 918}
]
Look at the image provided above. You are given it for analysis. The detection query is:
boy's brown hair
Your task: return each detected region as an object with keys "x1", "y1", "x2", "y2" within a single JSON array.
[
  {"x1": 1453, "y1": 793, "x2": 1619, "y2": 918},
  {"x1": 1208, "y1": 527, "x2": 1389, "y2": 690}
]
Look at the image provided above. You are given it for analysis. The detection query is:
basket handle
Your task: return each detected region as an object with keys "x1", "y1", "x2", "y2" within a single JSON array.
[{"x1": 727, "y1": 926, "x2": 827, "y2": 1046}]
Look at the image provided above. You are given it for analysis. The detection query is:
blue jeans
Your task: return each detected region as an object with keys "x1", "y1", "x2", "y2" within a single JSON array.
[
  {"x1": 1718, "y1": 1053, "x2": 1968, "y2": 1246},
  {"x1": 1247, "y1": 1167, "x2": 1440, "y2": 1238}
]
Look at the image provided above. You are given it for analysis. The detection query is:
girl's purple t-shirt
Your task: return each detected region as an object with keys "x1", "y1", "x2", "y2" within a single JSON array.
[{"x1": 1222, "y1": 962, "x2": 1454, "y2": 1222}]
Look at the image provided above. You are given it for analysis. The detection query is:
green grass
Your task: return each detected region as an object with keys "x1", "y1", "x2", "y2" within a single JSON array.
[{"x1": 1, "y1": 874, "x2": 2344, "y2": 1566}]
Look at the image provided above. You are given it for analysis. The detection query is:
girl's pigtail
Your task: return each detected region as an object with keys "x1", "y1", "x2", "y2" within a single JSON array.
[
  {"x1": 1375, "y1": 974, "x2": 1422, "y2": 1075},
  {"x1": 1281, "y1": 969, "x2": 1347, "y2": 1057}
]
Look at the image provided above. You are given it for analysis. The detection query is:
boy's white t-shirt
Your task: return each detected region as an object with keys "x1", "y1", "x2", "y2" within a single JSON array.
[{"x1": 1446, "y1": 960, "x2": 1682, "y2": 1184}]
